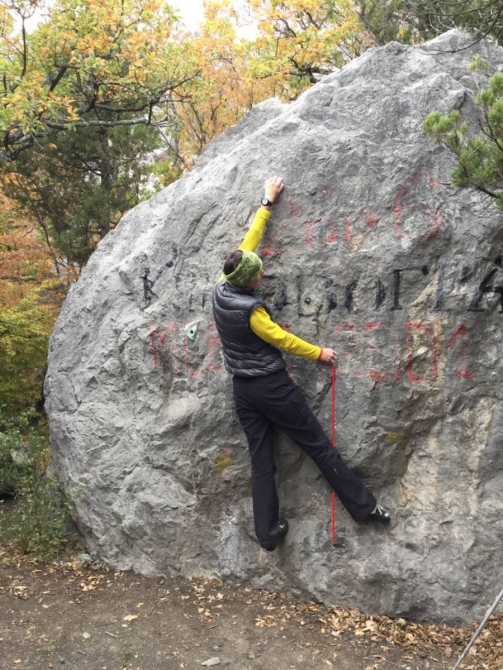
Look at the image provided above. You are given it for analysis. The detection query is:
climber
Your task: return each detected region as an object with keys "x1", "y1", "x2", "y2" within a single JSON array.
[{"x1": 212, "y1": 176, "x2": 390, "y2": 552}]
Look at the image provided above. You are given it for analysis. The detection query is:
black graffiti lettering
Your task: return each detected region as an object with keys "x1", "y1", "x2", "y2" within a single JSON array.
[
  {"x1": 262, "y1": 275, "x2": 288, "y2": 311},
  {"x1": 296, "y1": 275, "x2": 336, "y2": 316},
  {"x1": 187, "y1": 259, "x2": 503, "y2": 318},
  {"x1": 151, "y1": 244, "x2": 179, "y2": 284},
  {"x1": 460, "y1": 265, "x2": 473, "y2": 283},
  {"x1": 468, "y1": 260, "x2": 503, "y2": 313},
  {"x1": 140, "y1": 267, "x2": 157, "y2": 310},
  {"x1": 345, "y1": 280, "x2": 358, "y2": 313},
  {"x1": 391, "y1": 269, "x2": 402, "y2": 311},
  {"x1": 433, "y1": 263, "x2": 451, "y2": 313},
  {"x1": 322, "y1": 278, "x2": 337, "y2": 313},
  {"x1": 296, "y1": 276, "x2": 308, "y2": 316},
  {"x1": 391, "y1": 270, "x2": 402, "y2": 311},
  {"x1": 391, "y1": 266, "x2": 429, "y2": 311},
  {"x1": 275, "y1": 286, "x2": 288, "y2": 311},
  {"x1": 375, "y1": 279, "x2": 386, "y2": 310}
]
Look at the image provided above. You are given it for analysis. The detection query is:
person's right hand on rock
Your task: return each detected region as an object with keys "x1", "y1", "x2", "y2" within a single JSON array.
[
  {"x1": 319, "y1": 348, "x2": 337, "y2": 365},
  {"x1": 263, "y1": 176, "x2": 284, "y2": 205}
]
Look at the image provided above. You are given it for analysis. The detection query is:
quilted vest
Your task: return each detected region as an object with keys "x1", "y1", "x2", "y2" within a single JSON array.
[{"x1": 212, "y1": 280, "x2": 286, "y2": 377}]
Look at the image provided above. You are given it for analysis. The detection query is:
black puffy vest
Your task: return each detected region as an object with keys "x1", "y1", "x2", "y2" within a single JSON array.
[{"x1": 212, "y1": 280, "x2": 286, "y2": 377}]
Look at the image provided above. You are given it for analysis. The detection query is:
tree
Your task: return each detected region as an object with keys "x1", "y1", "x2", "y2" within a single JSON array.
[
  {"x1": 0, "y1": 0, "x2": 197, "y2": 267},
  {"x1": 409, "y1": 0, "x2": 503, "y2": 45},
  {"x1": 0, "y1": 194, "x2": 59, "y2": 414},
  {"x1": 423, "y1": 57, "x2": 503, "y2": 207},
  {"x1": 3, "y1": 121, "x2": 169, "y2": 268},
  {"x1": 355, "y1": 0, "x2": 503, "y2": 47},
  {"x1": 161, "y1": 0, "x2": 373, "y2": 167},
  {"x1": 247, "y1": 0, "x2": 372, "y2": 99},
  {"x1": 164, "y1": 1, "x2": 276, "y2": 168},
  {"x1": 354, "y1": 1, "x2": 417, "y2": 45},
  {"x1": 0, "y1": 0, "x2": 201, "y2": 161}
]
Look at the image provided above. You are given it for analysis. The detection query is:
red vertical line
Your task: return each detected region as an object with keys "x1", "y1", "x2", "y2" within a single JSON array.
[{"x1": 331, "y1": 365, "x2": 336, "y2": 544}]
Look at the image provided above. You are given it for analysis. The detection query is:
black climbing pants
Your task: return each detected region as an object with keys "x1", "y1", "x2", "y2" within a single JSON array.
[{"x1": 232, "y1": 369, "x2": 376, "y2": 548}]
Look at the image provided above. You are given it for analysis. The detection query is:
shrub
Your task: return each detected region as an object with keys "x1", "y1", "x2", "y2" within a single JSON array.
[{"x1": 0, "y1": 408, "x2": 71, "y2": 561}]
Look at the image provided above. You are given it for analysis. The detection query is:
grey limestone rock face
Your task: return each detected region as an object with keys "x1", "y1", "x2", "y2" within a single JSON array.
[{"x1": 45, "y1": 30, "x2": 503, "y2": 625}]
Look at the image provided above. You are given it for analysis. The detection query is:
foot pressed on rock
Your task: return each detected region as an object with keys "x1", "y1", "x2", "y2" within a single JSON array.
[
  {"x1": 261, "y1": 519, "x2": 289, "y2": 552},
  {"x1": 367, "y1": 504, "x2": 391, "y2": 524}
]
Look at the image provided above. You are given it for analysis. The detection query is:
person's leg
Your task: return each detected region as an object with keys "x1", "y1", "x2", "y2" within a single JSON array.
[
  {"x1": 233, "y1": 378, "x2": 281, "y2": 548},
  {"x1": 256, "y1": 372, "x2": 377, "y2": 521}
]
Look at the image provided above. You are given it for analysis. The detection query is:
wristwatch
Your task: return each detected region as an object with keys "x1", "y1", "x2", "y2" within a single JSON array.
[{"x1": 261, "y1": 197, "x2": 272, "y2": 207}]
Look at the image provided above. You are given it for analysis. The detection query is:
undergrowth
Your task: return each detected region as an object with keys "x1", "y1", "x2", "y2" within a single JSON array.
[{"x1": 0, "y1": 407, "x2": 72, "y2": 561}]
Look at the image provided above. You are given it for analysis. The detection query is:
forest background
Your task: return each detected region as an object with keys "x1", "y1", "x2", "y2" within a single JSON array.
[{"x1": 1, "y1": 0, "x2": 503, "y2": 557}]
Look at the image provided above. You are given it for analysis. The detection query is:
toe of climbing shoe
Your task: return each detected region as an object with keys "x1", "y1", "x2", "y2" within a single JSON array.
[
  {"x1": 368, "y1": 504, "x2": 391, "y2": 524},
  {"x1": 275, "y1": 518, "x2": 289, "y2": 538},
  {"x1": 262, "y1": 544, "x2": 276, "y2": 552},
  {"x1": 260, "y1": 519, "x2": 289, "y2": 551}
]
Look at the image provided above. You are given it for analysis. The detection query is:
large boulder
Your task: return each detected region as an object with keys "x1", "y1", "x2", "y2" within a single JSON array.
[{"x1": 45, "y1": 30, "x2": 503, "y2": 625}]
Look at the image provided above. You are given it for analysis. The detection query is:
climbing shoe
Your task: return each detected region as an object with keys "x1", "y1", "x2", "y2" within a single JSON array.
[
  {"x1": 261, "y1": 519, "x2": 289, "y2": 551},
  {"x1": 368, "y1": 504, "x2": 391, "y2": 524},
  {"x1": 274, "y1": 518, "x2": 289, "y2": 539}
]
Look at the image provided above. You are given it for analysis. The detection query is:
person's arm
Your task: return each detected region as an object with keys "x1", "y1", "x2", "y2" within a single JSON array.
[
  {"x1": 218, "y1": 176, "x2": 284, "y2": 280},
  {"x1": 238, "y1": 176, "x2": 284, "y2": 251},
  {"x1": 250, "y1": 306, "x2": 322, "y2": 361},
  {"x1": 238, "y1": 207, "x2": 271, "y2": 252}
]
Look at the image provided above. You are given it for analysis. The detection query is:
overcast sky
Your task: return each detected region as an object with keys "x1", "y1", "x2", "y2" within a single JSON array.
[
  {"x1": 170, "y1": 0, "x2": 256, "y2": 36},
  {"x1": 170, "y1": 0, "x2": 206, "y2": 30},
  {"x1": 23, "y1": 0, "x2": 207, "y2": 32},
  {"x1": 23, "y1": 0, "x2": 253, "y2": 34}
]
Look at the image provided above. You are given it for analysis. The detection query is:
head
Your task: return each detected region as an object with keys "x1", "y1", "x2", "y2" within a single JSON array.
[
  {"x1": 223, "y1": 249, "x2": 264, "y2": 289},
  {"x1": 247, "y1": 267, "x2": 265, "y2": 289}
]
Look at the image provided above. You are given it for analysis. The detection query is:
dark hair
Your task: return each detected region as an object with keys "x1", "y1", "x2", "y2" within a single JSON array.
[{"x1": 223, "y1": 249, "x2": 243, "y2": 276}]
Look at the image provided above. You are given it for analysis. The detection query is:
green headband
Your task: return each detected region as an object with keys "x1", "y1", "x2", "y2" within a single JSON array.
[{"x1": 224, "y1": 250, "x2": 262, "y2": 288}]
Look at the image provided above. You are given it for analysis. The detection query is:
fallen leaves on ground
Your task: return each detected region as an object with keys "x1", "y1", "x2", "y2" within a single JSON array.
[
  {"x1": 185, "y1": 576, "x2": 502, "y2": 667},
  {"x1": 316, "y1": 606, "x2": 503, "y2": 669},
  {"x1": 255, "y1": 615, "x2": 277, "y2": 628},
  {"x1": 2, "y1": 557, "x2": 502, "y2": 669}
]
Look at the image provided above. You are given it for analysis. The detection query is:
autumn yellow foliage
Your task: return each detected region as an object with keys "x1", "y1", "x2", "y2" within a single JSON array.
[
  {"x1": 0, "y1": 0, "x2": 378, "y2": 412},
  {"x1": 0, "y1": 194, "x2": 62, "y2": 413}
]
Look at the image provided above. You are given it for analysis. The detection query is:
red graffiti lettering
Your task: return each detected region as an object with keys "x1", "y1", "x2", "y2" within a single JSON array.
[
  {"x1": 344, "y1": 209, "x2": 380, "y2": 245},
  {"x1": 305, "y1": 218, "x2": 317, "y2": 247},
  {"x1": 447, "y1": 324, "x2": 477, "y2": 378},
  {"x1": 334, "y1": 324, "x2": 363, "y2": 376},
  {"x1": 366, "y1": 322, "x2": 401, "y2": 381},
  {"x1": 326, "y1": 219, "x2": 337, "y2": 245},
  {"x1": 262, "y1": 196, "x2": 302, "y2": 257},
  {"x1": 405, "y1": 322, "x2": 438, "y2": 382},
  {"x1": 183, "y1": 322, "x2": 205, "y2": 377},
  {"x1": 209, "y1": 321, "x2": 224, "y2": 372},
  {"x1": 393, "y1": 173, "x2": 444, "y2": 240},
  {"x1": 149, "y1": 323, "x2": 178, "y2": 371}
]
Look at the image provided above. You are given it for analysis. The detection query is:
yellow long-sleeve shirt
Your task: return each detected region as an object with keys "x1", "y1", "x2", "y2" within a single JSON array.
[{"x1": 227, "y1": 207, "x2": 322, "y2": 362}]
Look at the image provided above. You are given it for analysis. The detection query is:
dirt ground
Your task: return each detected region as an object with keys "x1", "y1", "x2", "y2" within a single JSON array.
[{"x1": 1, "y1": 551, "x2": 502, "y2": 670}]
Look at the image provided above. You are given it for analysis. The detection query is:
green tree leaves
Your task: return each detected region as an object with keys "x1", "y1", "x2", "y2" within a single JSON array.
[
  {"x1": 0, "y1": 292, "x2": 54, "y2": 416},
  {"x1": 0, "y1": 0, "x2": 196, "y2": 161},
  {"x1": 424, "y1": 59, "x2": 503, "y2": 207}
]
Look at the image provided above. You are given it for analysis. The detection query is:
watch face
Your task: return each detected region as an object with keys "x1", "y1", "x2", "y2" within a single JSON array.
[{"x1": 261, "y1": 198, "x2": 270, "y2": 206}]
